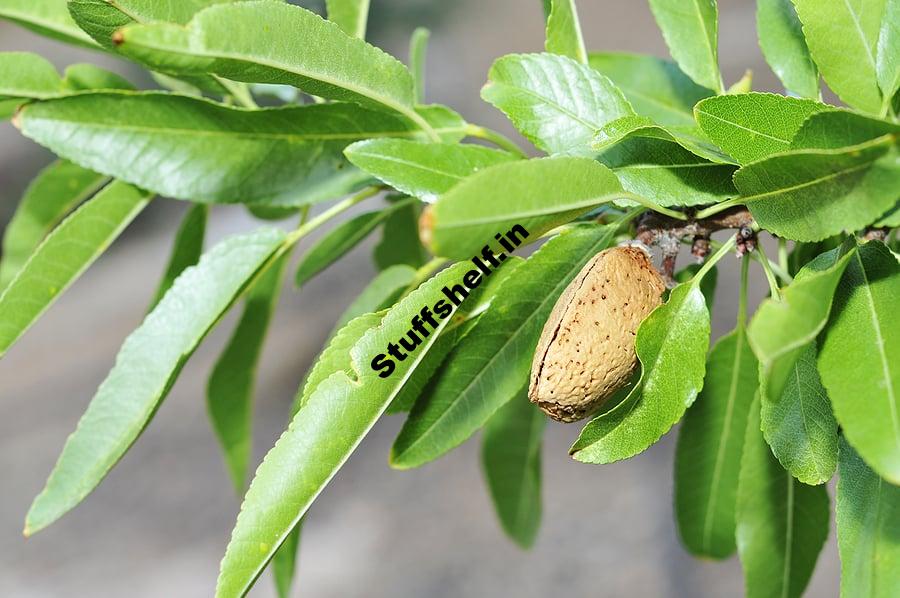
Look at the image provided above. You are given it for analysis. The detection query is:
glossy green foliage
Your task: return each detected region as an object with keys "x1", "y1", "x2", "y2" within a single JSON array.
[
  {"x1": 545, "y1": 0, "x2": 587, "y2": 64},
  {"x1": 789, "y1": 109, "x2": 900, "y2": 149},
  {"x1": 736, "y1": 398, "x2": 829, "y2": 598},
  {"x1": 876, "y1": 0, "x2": 900, "y2": 111},
  {"x1": 648, "y1": 0, "x2": 723, "y2": 92},
  {"x1": 836, "y1": 438, "x2": 900, "y2": 597},
  {"x1": 333, "y1": 266, "x2": 416, "y2": 333},
  {"x1": 694, "y1": 93, "x2": 825, "y2": 164},
  {"x1": 0, "y1": 160, "x2": 107, "y2": 290},
  {"x1": 429, "y1": 157, "x2": 623, "y2": 259},
  {"x1": 60, "y1": 63, "x2": 135, "y2": 92},
  {"x1": 294, "y1": 201, "x2": 414, "y2": 287},
  {"x1": 572, "y1": 282, "x2": 711, "y2": 464},
  {"x1": 482, "y1": 53, "x2": 633, "y2": 156},
  {"x1": 149, "y1": 204, "x2": 207, "y2": 309},
  {"x1": 482, "y1": 391, "x2": 545, "y2": 548},
  {"x1": 0, "y1": 52, "x2": 64, "y2": 101},
  {"x1": 593, "y1": 114, "x2": 732, "y2": 164},
  {"x1": 736, "y1": 136, "x2": 900, "y2": 241},
  {"x1": 0, "y1": 0, "x2": 98, "y2": 48},
  {"x1": 216, "y1": 263, "x2": 469, "y2": 597},
  {"x1": 0, "y1": 182, "x2": 150, "y2": 357},
  {"x1": 208, "y1": 255, "x2": 287, "y2": 493},
  {"x1": 756, "y1": 0, "x2": 819, "y2": 98},
  {"x1": 16, "y1": 93, "x2": 458, "y2": 206},
  {"x1": 676, "y1": 326, "x2": 758, "y2": 558},
  {"x1": 26, "y1": 228, "x2": 286, "y2": 535},
  {"x1": 374, "y1": 201, "x2": 427, "y2": 270},
  {"x1": 820, "y1": 241, "x2": 900, "y2": 484},
  {"x1": 792, "y1": 0, "x2": 887, "y2": 114},
  {"x1": 760, "y1": 344, "x2": 837, "y2": 485},
  {"x1": 345, "y1": 140, "x2": 517, "y2": 202}
]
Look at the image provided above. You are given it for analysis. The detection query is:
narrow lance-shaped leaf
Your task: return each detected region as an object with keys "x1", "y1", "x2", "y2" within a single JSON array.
[
  {"x1": 345, "y1": 140, "x2": 518, "y2": 202},
  {"x1": 0, "y1": 52, "x2": 63, "y2": 101},
  {"x1": 693, "y1": 93, "x2": 825, "y2": 164},
  {"x1": 24, "y1": 228, "x2": 286, "y2": 536},
  {"x1": 481, "y1": 390, "x2": 546, "y2": 548},
  {"x1": 61, "y1": 63, "x2": 136, "y2": 92},
  {"x1": 374, "y1": 200, "x2": 427, "y2": 270},
  {"x1": 0, "y1": 181, "x2": 150, "y2": 357},
  {"x1": 747, "y1": 243, "x2": 855, "y2": 407},
  {"x1": 0, "y1": 0, "x2": 98, "y2": 48},
  {"x1": 736, "y1": 397, "x2": 829, "y2": 598},
  {"x1": 149, "y1": 203, "x2": 208, "y2": 310},
  {"x1": 215, "y1": 262, "x2": 471, "y2": 598},
  {"x1": 756, "y1": 0, "x2": 819, "y2": 99},
  {"x1": 428, "y1": 157, "x2": 625, "y2": 259},
  {"x1": 389, "y1": 226, "x2": 619, "y2": 469},
  {"x1": 572, "y1": 281, "x2": 711, "y2": 464},
  {"x1": 820, "y1": 240, "x2": 900, "y2": 484},
  {"x1": 16, "y1": 92, "x2": 462, "y2": 206},
  {"x1": 326, "y1": 0, "x2": 370, "y2": 39},
  {"x1": 295, "y1": 200, "x2": 416, "y2": 287},
  {"x1": 113, "y1": 2, "x2": 435, "y2": 134},
  {"x1": 208, "y1": 254, "x2": 288, "y2": 494},
  {"x1": 481, "y1": 53, "x2": 634, "y2": 156},
  {"x1": 675, "y1": 280, "x2": 758, "y2": 558},
  {"x1": 593, "y1": 114, "x2": 732, "y2": 164},
  {"x1": 588, "y1": 52, "x2": 713, "y2": 128},
  {"x1": 0, "y1": 160, "x2": 107, "y2": 290},
  {"x1": 648, "y1": 0, "x2": 723, "y2": 93},
  {"x1": 409, "y1": 27, "x2": 430, "y2": 103},
  {"x1": 876, "y1": 0, "x2": 900, "y2": 112},
  {"x1": 545, "y1": 0, "x2": 587, "y2": 64},
  {"x1": 271, "y1": 522, "x2": 301, "y2": 598},
  {"x1": 735, "y1": 136, "x2": 900, "y2": 241},
  {"x1": 792, "y1": 0, "x2": 887, "y2": 114},
  {"x1": 760, "y1": 343, "x2": 838, "y2": 485},
  {"x1": 836, "y1": 437, "x2": 900, "y2": 597}
]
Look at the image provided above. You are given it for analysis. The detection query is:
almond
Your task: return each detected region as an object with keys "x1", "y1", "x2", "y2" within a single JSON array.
[{"x1": 529, "y1": 246, "x2": 665, "y2": 422}]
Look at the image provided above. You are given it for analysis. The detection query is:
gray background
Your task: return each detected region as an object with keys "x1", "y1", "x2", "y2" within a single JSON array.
[{"x1": 1, "y1": 1, "x2": 841, "y2": 596}]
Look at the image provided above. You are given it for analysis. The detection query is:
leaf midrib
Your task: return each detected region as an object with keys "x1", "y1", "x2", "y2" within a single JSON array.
[
  {"x1": 742, "y1": 160, "x2": 874, "y2": 202},
  {"x1": 437, "y1": 192, "x2": 622, "y2": 230},
  {"x1": 696, "y1": 109, "x2": 791, "y2": 145}
]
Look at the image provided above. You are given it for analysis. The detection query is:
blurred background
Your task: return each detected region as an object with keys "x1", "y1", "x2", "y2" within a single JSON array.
[{"x1": 1, "y1": 1, "x2": 841, "y2": 596}]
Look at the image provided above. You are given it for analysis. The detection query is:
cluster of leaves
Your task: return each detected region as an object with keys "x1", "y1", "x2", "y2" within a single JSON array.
[{"x1": 0, "y1": 0, "x2": 898, "y2": 596}]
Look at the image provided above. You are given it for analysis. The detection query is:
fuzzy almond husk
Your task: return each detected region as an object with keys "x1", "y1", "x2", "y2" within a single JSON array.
[{"x1": 529, "y1": 246, "x2": 665, "y2": 422}]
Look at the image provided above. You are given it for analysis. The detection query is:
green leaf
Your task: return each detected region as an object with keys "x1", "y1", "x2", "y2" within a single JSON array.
[
  {"x1": 735, "y1": 136, "x2": 900, "y2": 241},
  {"x1": 675, "y1": 327, "x2": 758, "y2": 558},
  {"x1": 409, "y1": 27, "x2": 430, "y2": 103},
  {"x1": 334, "y1": 266, "x2": 416, "y2": 333},
  {"x1": 0, "y1": 181, "x2": 150, "y2": 357},
  {"x1": 481, "y1": 390, "x2": 545, "y2": 548},
  {"x1": 208, "y1": 254, "x2": 287, "y2": 494},
  {"x1": 588, "y1": 52, "x2": 713, "y2": 128},
  {"x1": 747, "y1": 243, "x2": 856, "y2": 408},
  {"x1": 0, "y1": 160, "x2": 107, "y2": 290},
  {"x1": 271, "y1": 522, "x2": 301, "y2": 598},
  {"x1": 149, "y1": 203, "x2": 208, "y2": 310},
  {"x1": 68, "y1": 0, "x2": 236, "y2": 49},
  {"x1": 836, "y1": 437, "x2": 900, "y2": 597},
  {"x1": 876, "y1": 0, "x2": 900, "y2": 110},
  {"x1": 792, "y1": 0, "x2": 887, "y2": 114},
  {"x1": 0, "y1": 0, "x2": 98, "y2": 48},
  {"x1": 295, "y1": 201, "x2": 414, "y2": 287},
  {"x1": 0, "y1": 52, "x2": 63, "y2": 101},
  {"x1": 545, "y1": 0, "x2": 587, "y2": 64},
  {"x1": 756, "y1": 0, "x2": 819, "y2": 98},
  {"x1": 215, "y1": 262, "x2": 470, "y2": 597},
  {"x1": 326, "y1": 0, "x2": 369, "y2": 39},
  {"x1": 345, "y1": 140, "x2": 517, "y2": 202},
  {"x1": 429, "y1": 157, "x2": 623, "y2": 259},
  {"x1": 820, "y1": 240, "x2": 900, "y2": 484},
  {"x1": 597, "y1": 136, "x2": 737, "y2": 207},
  {"x1": 789, "y1": 108, "x2": 900, "y2": 149},
  {"x1": 693, "y1": 93, "x2": 825, "y2": 164},
  {"x1": 593, "y1": 114, "x2": 733, "y2": 164},
  {"x1": 113, "y1": 2, "x2": 434, "y2": 133},
  {"x1": 648, "y1": 0, "x2": 723, "y2": 93},
  {"x1": 481, "y1": 53, "x2": 634, "y2": 156},
  {"x1": 571, "y1": 282, "x2": 711, "y2": 463},
  {"x1": 390, "y1": 227, "x2": 617, "y2": 469},
  {"x1": 374, "y1": 200, "x2": 427, "y2": 270},
  {"x1": 675, "y1": 263, "x2": 718, "y2": 315},
  {"x1": 760, "y1": 343, "x2": 838, "y2": 485},
  {"x1": 61, "y1": 63, "x2": 136, "y2": 92},
  {"x1": 16, "y1": 92, "x2": 456, "y2": 206},
  {"x1": 735, "y1": 397, "x2": 829, "y2": 598},
  {"x1": 25, "y1": 227, "x2": 286, "y2": 535}
]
